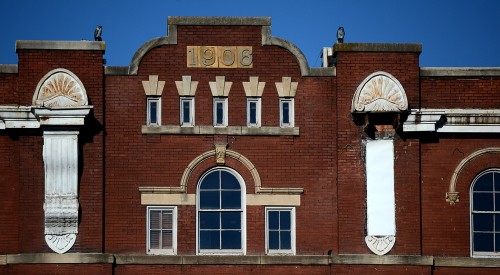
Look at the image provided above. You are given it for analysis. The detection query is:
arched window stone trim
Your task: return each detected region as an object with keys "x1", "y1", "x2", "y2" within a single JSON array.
[{"x1": 447, "y1": 148, "x2": 500, "y2": 205}]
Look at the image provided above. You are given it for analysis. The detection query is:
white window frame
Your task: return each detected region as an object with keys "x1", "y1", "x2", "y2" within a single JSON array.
[
  {"x1": 146, "y1": 97, "x2": 161, "y2": 126},
  {"x1": 146, "y1": 206, "x2": 177, "y2": 255},
  {"x1": 279, "y1": 98, "x2": 294, "y2": 128},
  {"x1": 265, "y1": 207, "x2": 296, "y2": 255},
  {"x1": 180, "y1": 97, "x2": 195, "y2": 127},
  {"x1": 213, "y1": 97, "x2": 228, "y2": 127},
  {"x1": 470, "y1": 168, "x2": 500, "y2": 257},
  {"x1": 246, "y1": 97, "x2": 261, "y2": 127},
  {"x1": 196, "y1": 167, "x2": 246, "y2": 255}
]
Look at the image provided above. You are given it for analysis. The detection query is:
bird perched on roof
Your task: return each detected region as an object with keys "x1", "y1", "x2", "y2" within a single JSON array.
[
  {"x1": 337, "y1": 27, "x2": 344, "y2": 43},
  {"x1": 94, "y1": 26, "x2": 102, "y2": 41}
]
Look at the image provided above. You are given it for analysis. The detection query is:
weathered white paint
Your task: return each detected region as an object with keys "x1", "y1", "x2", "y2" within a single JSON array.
[{"x1": 366, "y1": 140, "x2": 395, "y2": 236}]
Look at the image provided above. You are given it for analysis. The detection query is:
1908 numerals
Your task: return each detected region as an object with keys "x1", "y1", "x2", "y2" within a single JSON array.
[{"x1": 187, "y1": 46, "x2": 253, "y2": 68}]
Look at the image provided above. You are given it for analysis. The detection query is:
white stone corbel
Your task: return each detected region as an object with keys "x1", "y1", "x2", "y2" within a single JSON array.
[
  {"x1": 275, "y1": 77, "x2": 298, "y2": 97},
  {"x1": 209, "y1": 76, "x2": 232, "y2": 97},
  {"x1": 243, "y1": 76, "x2": 265, "y2": 97},
  {"x1": 142, "y1": 75, "x2": 165, "y2": 96},
  {"x1": 175, "y1": 76, "x2": 198, "y2": 96}
]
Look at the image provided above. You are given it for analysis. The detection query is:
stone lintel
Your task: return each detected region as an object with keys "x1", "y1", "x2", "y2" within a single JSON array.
[
  {"x1": 141, "y1": 125, "x2": 300, "y2": 136},
  {"x1": 140, "y1": 193, "x2": 301, "y2": 206},
  {"x1": 333, "y1": 43, "x2": 422, "y2": 54},
  {"x1": 16, "y1": 41, "x2": 105, "y2": 52},
  {"x1": 434, "y1": 257, "x2": 500, "y2": 268},
  {"x1": 168, "y1": 16, "x2": 270, "y2": 26},
  {"x1": 421, "y1": 67, "x2": 500, "y2": 77},
  {"x1": 0, "y1": 64, "x2": 18, "y2": 74},
  {"x1": 104, "y1": 66, "x2": 129, "y2": 75}
]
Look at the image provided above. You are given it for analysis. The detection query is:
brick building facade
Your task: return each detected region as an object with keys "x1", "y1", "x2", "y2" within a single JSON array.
[{"x1": 0, "y1": 17, "x2": 499, "y2": 274}]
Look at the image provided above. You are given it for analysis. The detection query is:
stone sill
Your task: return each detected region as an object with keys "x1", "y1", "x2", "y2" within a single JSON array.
[
  {"x1": 3, "y1": 253, "x2": 500, "y2": 268},
  {"x1": 142, "y1": 125, "x2": 300, "y2": 136}
]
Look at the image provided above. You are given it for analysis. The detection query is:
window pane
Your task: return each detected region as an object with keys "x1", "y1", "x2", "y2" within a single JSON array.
[
  {"x1": 162, "y1": 230, "x2": 173, "y2": 248},
  {"x1": 474, "y1": 193, "x2": 494, "y2": 211},
  {"x1": 150, "y1": 230, "x2": 160, "y2": 249},
  {"x1": 221, "y1": 191, "x2": 241, "y2": 209},
  {"x1": 150, "y1": 101, "x2": 157, "y2": 124},
  {"x1": 221, "y1": 212, "x2": 241, "y2": 229},
  {"x1": 282, "y1": 102, "x2": 289, "y2": 124},
  {"x1": 250, "y1": 102, "x2": 256, "y2": 124},
  {"x1": 183, "y1": 101, "x2": 191, "y2": 123},
  {"x1": 474, "y1": 213, "x2": 494, "y2": 232},
  {"x1": 474, "y1": 172, "x2": 493, "y2": 191},
  {"x1": 280, "y1": 231, "x2": 292, "y2": 250},
  {"x1": 496, "y1": 193, "x2": 500, "y2": 211},
  {"x1": 474, "y1": 232, "x2": 494, "y2": 252},
  {"x1": 495, "y1": 172, "x2": 500, "y2": 191},
  {"x1": 200, "y1": 190, "x2": 220, "y2": 209},
  {"x1": 199, "y1": 212, "x2": 220, "y2": 229},
  {"x1": 162, "y1": 211, "x2": 172, "y2": 230},
  {"x1": 496, "y1": 233, "x2": 500, "y2": 253},
  {"x1": 150, "y1": 210, "x2": 160, "y2": 229},
  {"x1": 269, "y1": 231, "x2": 279, "y2": 249},
  {"x1": 221, "y1": 231, "x2": 241, "y2": 249},
  {"x1": 268, "y1": 211, "x2": 279, "y2": 230},
  {"x1": 200, "y1": 230, "x2": 220, "y2": 249},
  {"x1": 280, "y1": 211, "x2": 291, "y2": 230},
  {"x1": 200, "y1": 172, "x2": 220, "y2": 190},
  {"x1": 216, "y1": 102, "x2": 224, "y2": 125},
  {"x1": 496, "y1": 214, "x2": 500, "y2": 231},
  {"x1": 221, "y1": 171, "x2": 240, "y2": 189}
]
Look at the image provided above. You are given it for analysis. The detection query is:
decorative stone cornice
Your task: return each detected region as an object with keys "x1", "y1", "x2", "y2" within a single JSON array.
[
  {"x1": 209, "y1": 76, "x2": 232, "y2": 97},
  {"x1": 421, "y1": 67, "x2": 500, "y2": 77},
  {"x1": 175, "y1": 76, "x2": 198, "y2": 96},
  {"x1": 142, "y1": 75, "x2": 165, "y2": 96},
  {"x1": 403, "y1": 109, "x2": 500, "y2": 133},
  {"x1": 243, "y1": 77, "x2": 265, "y2": 97},
  {"x1": 275, "y1": 77, "x2": 298, "y2": 97}
]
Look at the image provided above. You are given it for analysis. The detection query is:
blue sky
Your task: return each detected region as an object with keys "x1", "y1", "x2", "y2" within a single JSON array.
[{"x1": 1, "y1": 0, "x2": 499, "y2": 67}]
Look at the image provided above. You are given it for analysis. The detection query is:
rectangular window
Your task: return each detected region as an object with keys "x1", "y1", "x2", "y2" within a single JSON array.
[
  {"x1": 279, "y1": 98, "x2": 294, "y2": 127},
  {"x1": 213, "y1": 97, "x2": 228, "y2": 127},
  {"x1": 247, "y1": 97, "x2": 261, "y2": 127},
  {"x1": 265, "y1": 207, "x2": 295, "y2": 255},
  {"x1": 180, "y1": 97, "x2": 195, "y2": 127},
  {"x1": 147, "y1": 97, "x2": 161, "y2": 126},
  {"x1": 147, "y1": 206, "x2": 177, "y2": 255}
]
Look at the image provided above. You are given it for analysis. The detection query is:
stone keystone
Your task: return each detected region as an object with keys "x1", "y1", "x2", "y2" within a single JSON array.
[
  {"x1": 142, "y1": 75, "x2": 165, "y2": 96},
  {"x1": 243, "y1": 76, "x2": 265, "y2": 97},
  {"x1": 175, "y1": 76, "x2": 198, "y2": 96},
  {"x1": 209, "y1": 76, "x2": 232, "y2": 97},
  {"x1": 275, "y1": 77, "x2": 298, "y2": 97}
]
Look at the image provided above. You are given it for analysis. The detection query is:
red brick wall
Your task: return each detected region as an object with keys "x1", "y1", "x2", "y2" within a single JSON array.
[
  {"x1": 332, "y1": 264, "x2": 431, "y2": 275},
  {"x1": 421, "y1": 140, "x2": 500, "y2": 256},
  {"x1": 115, "y1": 265, "x2": 329, "y2": 275},
  {"x1": 421, "y1": 76, "x2": 500, "y2": 108},
  {"x1": 14, "y1": 49, "x2": 105, "y2": 252},
  {"x1": 104, "y1": 25, "x2": 337, "y2": 255},
  {"x1": 0, "y1": 73, "x2": 18, "y2": 104},
  {"x1": 334, "y1": 51, "x2": 421, "y2": 254},
  {"x1": 434, "y1": 267, "x2": 500, "y2": 275},
  {"x1": 5, "y1": 264, "x2": 111, "y2": 275}
]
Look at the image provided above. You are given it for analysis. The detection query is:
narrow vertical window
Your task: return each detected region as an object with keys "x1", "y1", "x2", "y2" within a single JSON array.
[
  {"x1": 266, "y1": 207, "x2": 295, "y2": 255},
  {"x1": 279, "y1": 98, "x2": 294, "y2": 127},
  {"x1": 247, "y1": 97, "x2": 261, "y2": 127},
  {"x1": 197, "y1": 168, "x2": 246, "y2": 255},
  {"x1": 471, "y1": 169, "x2": 500, "y2": 257},
  {"x1": 147, "y1": 206, "x2": 177, "y2": 255},
  {"x1": 180, "y1": 97, "x2": 195, "y2": 127},
  {"x1": 213, "y1": 97, "x2": 228, "y2": 127},
  {"x1": 147, "y1": 97, "x2": 161, "y2": 126}
]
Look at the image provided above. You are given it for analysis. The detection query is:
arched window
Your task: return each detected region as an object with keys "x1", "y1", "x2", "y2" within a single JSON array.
[
  {"x1": 471, "y1": 169, "x2": 500, "y2": 257},
  {"x1": 197, "y1": 167, "x2": 246, "y2": 255}
]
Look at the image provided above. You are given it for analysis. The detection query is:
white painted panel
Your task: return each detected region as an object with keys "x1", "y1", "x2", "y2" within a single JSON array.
[{"x1": 366, "y1": 140, "x2": 395, "y2": 236}]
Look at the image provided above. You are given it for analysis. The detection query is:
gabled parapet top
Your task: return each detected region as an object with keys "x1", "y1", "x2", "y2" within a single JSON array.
[
  {"x1": 168, "y1": 16, "x2": 270, "y2": 26},
  {"x1": 333, "y1": 43, "x2": 422, "y2": 54},
  {"x1": 16, "y1": 40, "x2": 105, "y2": 52}
]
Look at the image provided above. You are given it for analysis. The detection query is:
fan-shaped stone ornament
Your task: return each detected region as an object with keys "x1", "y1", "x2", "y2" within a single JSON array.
[
  {"x1": 365, "y1": 235, "x2": 396, "y2": 255},
  {"x1": 33, "y1": 69, "x2": 88, "y2": 107},
  {"x1": 352, "y1": 72, "x2": 407, "y2": 113}
]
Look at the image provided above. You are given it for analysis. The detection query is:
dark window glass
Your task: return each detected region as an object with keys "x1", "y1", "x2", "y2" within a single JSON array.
[
  {"x1": 198, "y1": 169, "x2": 243, "y2": 251},
  {"x1": 183, "y1": 101, "x2": 191, "y2": 123},
  {"x1": 496, "y1": 214, "x2": 500, "y2": 231},
  {"x1": 494, "y1": 172, "x2": 500, "y2": 191},
  {"x1": 249, "y1": 101, "x2": 257, "y2": 124},
  {"x1": 267, "y1": 209, "x2": 293, "y2": 251},
  {"x1": 268, "y1": 211, "x2": 279, "y2": 230},
  {"x1": 268, "y1": 231, "x2": 279, "y2": 249},
  {"x1": 282, "y1": 102, "x2": 289, "y2": 124},
  {"x1": 474, "y1": 232, "x2": 494, "y2": 252},
  {"x1": 474, "y1": 192, "x2": 494, "y2": 211},
  {"x1": 474, "y1": 213, "x2": 494, "y2": 231},
  {"x1": 475, "y1": 173, "x2": 493, "y2": 191},
  {"x1": 216, "y1": 102, "x2": 224, "y2": 125},
  {"x1": 150, "y1": 101, "x2": 157, "y2": 124},
  {"x1": 280, "y1": 231, "x2": 292, "y2": 249},
  {"x1": 280, "y1": 211, "x2": 291, "y2": 230}
]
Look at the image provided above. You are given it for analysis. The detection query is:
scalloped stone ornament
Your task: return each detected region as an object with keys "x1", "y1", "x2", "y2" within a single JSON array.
[
  {"x1": 352, "y1": 72, "x2": 408, "y2": 113},
  {"x1": 45, "y1": 234, "x2": 77, "y2": 254},
  {"x1": 365, "y1": 235, "x2": 396, "y2": 255},
  {"x1": 33, "y1": 69, "x2": 88, "y2": 107}
]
